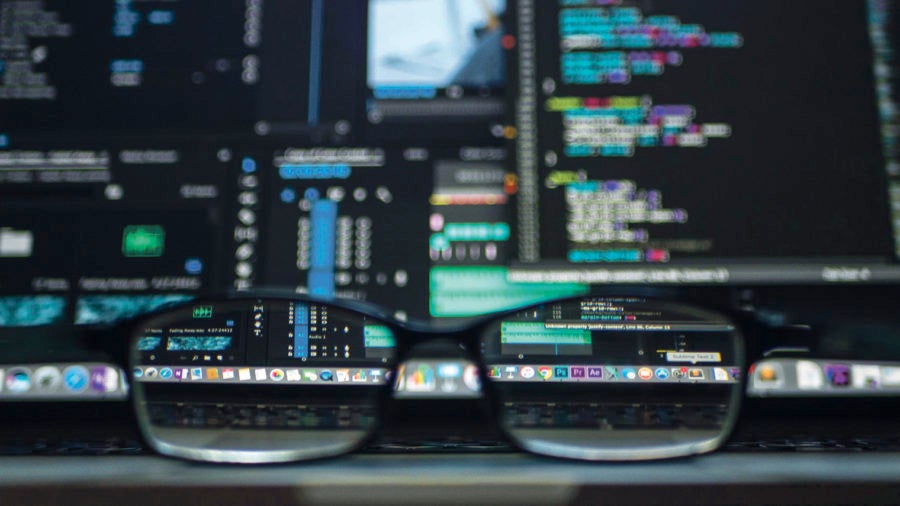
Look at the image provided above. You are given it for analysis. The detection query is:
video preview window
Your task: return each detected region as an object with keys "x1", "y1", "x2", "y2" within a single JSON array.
[{"x1": 367, "y1": 0, "x2": 506, "y2": 91}]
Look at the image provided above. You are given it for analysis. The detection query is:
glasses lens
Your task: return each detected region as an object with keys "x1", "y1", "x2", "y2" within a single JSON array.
[
  {"x1": 129, "y1": 299, "x2": 396, "y2": 463},
  {"x1": 480, "y1": 297, "x2": 743, "y2": 461}
]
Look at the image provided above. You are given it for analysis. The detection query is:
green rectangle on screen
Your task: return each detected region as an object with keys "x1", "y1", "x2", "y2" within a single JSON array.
[
  {"x1": 429, "y1": 266, "x2": 588, "y2": 317},
  {"x1": 364, "y1": 325, "x2": 396, "y2": 348},
  {"x1": 500, "y1": 321, "x2": 592, "y2": 345},
  {"x1": 122, "y1": 225, "x2": 165, "y2": 257}
]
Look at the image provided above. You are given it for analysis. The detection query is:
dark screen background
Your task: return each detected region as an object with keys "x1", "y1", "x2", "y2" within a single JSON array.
[
  {"x1": 528, "y1": 0, "x2": 891, "y2": 261},
  {"x1": 0, "y1": 0, "x2": 897, "y2": 327}
]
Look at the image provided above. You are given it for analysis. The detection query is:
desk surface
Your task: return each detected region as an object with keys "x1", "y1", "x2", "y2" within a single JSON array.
[{"x1": 1, "y1": 453, "x2": 899, "y2": 505}]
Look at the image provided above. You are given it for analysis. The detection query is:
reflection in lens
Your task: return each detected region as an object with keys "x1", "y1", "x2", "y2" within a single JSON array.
[
  {"x1": 481, "y1": 297, "x2": 743, "y2": 461},
  {"x1": 130, "y1": 299, "x2": 395, "y2": 463}
]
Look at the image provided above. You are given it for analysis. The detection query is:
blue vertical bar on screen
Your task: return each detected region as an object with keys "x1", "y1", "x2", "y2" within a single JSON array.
[
  {"x1": 309, "y1": 199, "x2": 336, "y2": 298},
  {"x1": 294, "y1": 303, "x2": 310, "y2": 358},
  {"x1": 307, "y1": 0, "x2": 323, "y2": 126}
]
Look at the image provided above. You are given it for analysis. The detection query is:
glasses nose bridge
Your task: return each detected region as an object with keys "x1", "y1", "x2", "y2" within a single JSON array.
[{"x1": 397, "y1": 326, "x2": 482, "y2": 361}]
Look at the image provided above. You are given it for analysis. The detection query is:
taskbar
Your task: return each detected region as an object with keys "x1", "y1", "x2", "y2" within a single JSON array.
[
  {"x1": 133, "y1": 365, "x2": 389, "y2": 385},
  {"x1": 134, "y1": 362, "x2": 742, "y2": 387},
  {"x1": 0, "y1": 362, "x2": 126, "y2": 401},
  {"x1": 749, "y1": 358, "x2": 900, "y2": 397},
  {"x1": 487, "y1": 364, "x2": 741, "y2": 384}
]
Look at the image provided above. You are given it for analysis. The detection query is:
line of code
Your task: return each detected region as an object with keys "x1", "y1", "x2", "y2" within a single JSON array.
[
  {"x1": 565, "y1": 179, "x2": 689, "y2": 263},
  {"x1": 0, "y1": 1, "x2": 73, "y2": 99},
  {"x1": 547, "y1": 95, "x2": 732, "y2": 157},
  {"x1": 558, "y1": 1, "x2": 743, "y2": 85}
]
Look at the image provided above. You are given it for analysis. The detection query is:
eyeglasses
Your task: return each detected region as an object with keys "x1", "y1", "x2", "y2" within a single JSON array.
[{"x1": 127, "y1": 295, "x2": 744, "y2": 463}]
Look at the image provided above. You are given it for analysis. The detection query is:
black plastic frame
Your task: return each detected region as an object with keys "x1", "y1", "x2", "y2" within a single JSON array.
[{"x1": 125, "y1": 294, "x2": 745, "y2": 464}]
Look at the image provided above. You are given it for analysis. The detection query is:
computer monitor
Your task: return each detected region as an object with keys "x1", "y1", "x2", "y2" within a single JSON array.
[{"x1": 0, "y1": 0, "x2": 898, "y2": 331}]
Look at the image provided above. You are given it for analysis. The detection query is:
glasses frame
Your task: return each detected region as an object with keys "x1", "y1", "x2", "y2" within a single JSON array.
[{"x1": 126, "y1": 294, "x2": 746, "y2": 464}]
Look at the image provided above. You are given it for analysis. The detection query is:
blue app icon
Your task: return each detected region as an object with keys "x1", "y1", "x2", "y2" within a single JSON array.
[
  {"x1": 655, "y1": 367, "x2": 670, "y2": 380},
  {"x1": 622, "y1": 368, "x2": 637, "y2": 380},
  {"x1": 553, "y1": 366, "x2": 569, "y2": 378},
  {"x1": 184, "y1": 258, "x2": 203, "y2": 275},
  {"x1": 63, "y1": 366, "x2": 89, "y2": 392},
  {"x1": 280, "y1": 188, "x2": 297, "y2": 203},
  {"x1": 320, "y1": 370, "x2": 334, "y2": 381},
  {"x1": 160, "y1": 368, "x2": 173, "y2": 379}
]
